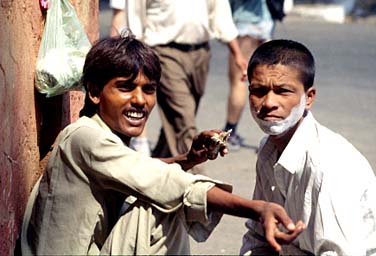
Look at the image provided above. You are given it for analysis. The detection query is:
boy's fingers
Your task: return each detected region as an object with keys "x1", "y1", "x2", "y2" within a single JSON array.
[
  {"x1": 276, "y1": 228, "x2": 303, "y2": 244},
  {"x1": 264, "y1": 213, "x2": 306, "y2": 251},
  {"x1": 276, "y1": 221, "x2": 305, "y2": 244},
  {"x1": 266, "y1": 225, "x2": 303, "y2": 252},
  {"x1": 276, "y1": 210, "x2": 296, "y2": 231},
  {"x1": 295, "y1": 220, "x2": 306, "y2": 230},
  {"x1": 264, "y1": 225, "x2": 282, "y2": 252},
  {"x1": 220, "y1": 147, "x2": 228, "y2": 156}
]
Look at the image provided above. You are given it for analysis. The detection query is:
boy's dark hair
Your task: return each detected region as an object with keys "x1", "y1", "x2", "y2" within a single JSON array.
[
  {"x1": 80, "y1": 31, "x2": 161, "y2": 117},
  {"x1": 247, "y1": 39, "x2": 315, "y2": 91}
]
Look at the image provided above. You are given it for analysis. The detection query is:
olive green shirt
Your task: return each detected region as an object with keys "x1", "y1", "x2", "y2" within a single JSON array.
[{"x1": 21, "y1": 114, "x2": 232, "y2": 255}]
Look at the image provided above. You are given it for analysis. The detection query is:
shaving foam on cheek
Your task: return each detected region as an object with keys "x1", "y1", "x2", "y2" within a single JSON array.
[{"x1": 252, "y1": 94, "x2": 306, "y2": 136}]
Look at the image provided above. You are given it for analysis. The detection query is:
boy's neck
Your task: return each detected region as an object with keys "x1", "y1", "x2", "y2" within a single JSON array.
[
  {"x1": 270, "y1": 117, "x2": 303, "y2": 157},
  {"x1": 115, "y1": 132, "x2": 131, "y2": 146}
]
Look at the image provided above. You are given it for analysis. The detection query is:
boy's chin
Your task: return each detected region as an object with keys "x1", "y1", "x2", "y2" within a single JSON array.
[
  {"x1": 115, "y1": 127, "x2": 144, "y2": 139},
  {"x1": 126, "y1": 128, "x2": 145, "y2": 137}
]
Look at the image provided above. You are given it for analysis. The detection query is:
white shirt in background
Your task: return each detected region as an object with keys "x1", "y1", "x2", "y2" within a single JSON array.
[{"x1": 121, "y1": 0, "x2": 238, "y2": 46}]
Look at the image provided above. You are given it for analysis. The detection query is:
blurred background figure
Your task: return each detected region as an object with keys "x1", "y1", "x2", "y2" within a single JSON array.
[
  {"x1": 123, "y1": 0, "x2": 247, "y2": 165},
  {"x1": 329, "y1": 0, "x2": 357, "y2": 15},
  {"x1": 109, "y1": 0, "x2": 152, "y2": 156},
  {"x1": 109, "y1": 0, "x2": 125, "y2": 37},
  {"x1": 223, "y1": 0, "x2": 275, "y2": 151}
]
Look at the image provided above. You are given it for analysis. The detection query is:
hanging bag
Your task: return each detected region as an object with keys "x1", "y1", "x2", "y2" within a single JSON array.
[{"x1": 35, "y1": 0, "x2": 91, "y2": 97}]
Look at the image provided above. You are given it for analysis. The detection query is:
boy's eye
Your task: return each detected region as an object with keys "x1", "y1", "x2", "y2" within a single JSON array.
[
  {"x1": 249, "y1": 85, "x2": 269, "y2": 97},
  {"x1": 117, "y1": 82, "x2": 135, "y2": 92},
  {"x1": 274, "y1": 87, "x2": 293, "y2": 95},
  {"x1": 143, "y1": 83, "x2": 157, "y2": 94}
]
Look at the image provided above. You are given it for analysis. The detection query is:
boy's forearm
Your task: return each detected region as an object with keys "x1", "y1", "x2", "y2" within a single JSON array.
[
  {"x1": 207, "y1": 186, "x2": 305, "y2": 252},
  {"x1": 227, "y1": 38, "x2": 241, "y2": 56},
  {"x1": 206, "y1": 186, "x2": 262, "y2": 221}
]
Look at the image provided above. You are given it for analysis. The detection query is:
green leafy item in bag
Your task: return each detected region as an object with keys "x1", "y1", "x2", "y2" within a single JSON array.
[{"x1": 35, "y1": 0, "x2": 91, "y2": 97}]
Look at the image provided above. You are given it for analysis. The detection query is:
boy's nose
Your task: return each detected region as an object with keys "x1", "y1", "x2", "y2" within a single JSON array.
[
  {"x1": 131, "y1": 88, "x2": 146, "y2": 106},
  {"x1": 262, "y1": 91, "x2": 278, "y2": 109}
]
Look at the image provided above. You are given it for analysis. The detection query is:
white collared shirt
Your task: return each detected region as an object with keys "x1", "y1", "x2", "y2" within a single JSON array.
[
  {"x1": 241, "y1": 112, "x2": 376, "y2": 256},
  {"x1": 124, "y1": 0, "x2": 238, "y2": 46}
]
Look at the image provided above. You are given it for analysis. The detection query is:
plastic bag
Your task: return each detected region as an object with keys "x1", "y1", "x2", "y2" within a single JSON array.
[{"x1": 35, "y1": 0, "x2": 91, "y2": 97}]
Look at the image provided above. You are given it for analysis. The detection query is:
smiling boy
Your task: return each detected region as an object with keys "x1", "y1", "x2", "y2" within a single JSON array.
[
  {"x1": 21, "y1": 34, "x2": 304, "y2": 255},
  {"x1": 240, "y1": 39, "x2": 376, "y2": 255}
]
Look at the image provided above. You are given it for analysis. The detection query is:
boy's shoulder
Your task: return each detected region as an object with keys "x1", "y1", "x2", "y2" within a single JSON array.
[
  {"x1": 62, "y1": 116, "x2": 101, "y2": 135},
  {"x1": 59, "y1": 115, "x2": 122, "y2": 145},
  {"x1": 310, "y1": 119, "x2": 373, "y2": 177},
  {"x1": 314, "y1": 121, "x2": 360, "y2": 156}
]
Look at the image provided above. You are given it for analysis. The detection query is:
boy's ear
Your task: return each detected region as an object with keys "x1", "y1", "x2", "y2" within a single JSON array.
[
  {"x1": 305, "y1": 87, "x2": 316, "y2": 110},
  {"x1": 87, "y1": 82, "x2": 100, "y2": 104}
]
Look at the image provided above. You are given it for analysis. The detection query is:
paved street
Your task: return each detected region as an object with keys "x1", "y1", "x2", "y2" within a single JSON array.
[{"x1": 99, "y1": 4, "x2": 376, "y2": 254}]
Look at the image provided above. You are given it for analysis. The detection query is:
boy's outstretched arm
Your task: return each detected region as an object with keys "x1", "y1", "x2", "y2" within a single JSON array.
[{"x1": 207, "y1": 186, "x2": 305, "y2": 252}]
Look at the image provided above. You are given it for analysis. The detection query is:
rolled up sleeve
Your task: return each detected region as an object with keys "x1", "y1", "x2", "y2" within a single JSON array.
[{"x1": 181, "y1": 177, "x2": 232, "y2": 242}]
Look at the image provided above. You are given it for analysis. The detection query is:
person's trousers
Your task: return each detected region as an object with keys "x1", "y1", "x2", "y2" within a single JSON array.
[{"x1": 152, "y1": 43, "x2": 211, "y2": 158}]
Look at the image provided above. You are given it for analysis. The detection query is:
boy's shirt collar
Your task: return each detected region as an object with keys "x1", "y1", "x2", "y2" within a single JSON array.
[
  {"x1": 90, "y1": 114, "x2": 114, "y2": 134},
  {"x1": 260, "y1": 111, "x2": 315, "y2": 175},
  {"x1": 276, "y1": 111, "x2": 316, "y2": 175}
]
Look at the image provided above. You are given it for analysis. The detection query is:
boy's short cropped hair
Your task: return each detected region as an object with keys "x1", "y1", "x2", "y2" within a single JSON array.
[{"x1": 247, "y1": 39, "x2": 315, "y2": 91}]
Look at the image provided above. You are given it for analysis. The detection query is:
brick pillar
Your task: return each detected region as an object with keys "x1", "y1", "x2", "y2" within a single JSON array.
[
  {"x1": 0, "y1": 1, "x2": 98, "y2": 255},
  {"x1": 62, "y1": 0, "x2": 100, "y2": 128}
]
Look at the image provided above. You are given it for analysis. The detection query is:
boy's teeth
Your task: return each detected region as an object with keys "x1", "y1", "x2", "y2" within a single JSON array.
[{"x1": 128, "y1": 112, "x2": 143, "y2": 118}]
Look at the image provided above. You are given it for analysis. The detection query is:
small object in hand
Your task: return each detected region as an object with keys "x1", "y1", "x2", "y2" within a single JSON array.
[{"x1": 207, "y1": 129, "x2": 232, "y2": 160}]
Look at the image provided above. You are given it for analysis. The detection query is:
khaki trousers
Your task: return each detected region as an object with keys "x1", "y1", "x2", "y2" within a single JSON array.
[{"x1": 152, "y1": 44, "x2": 211, "y2": 157}]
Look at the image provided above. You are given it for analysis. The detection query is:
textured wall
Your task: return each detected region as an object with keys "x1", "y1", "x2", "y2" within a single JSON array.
[{"x1": 0, "y1": 1, "x2": 98, "y2": 255}]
